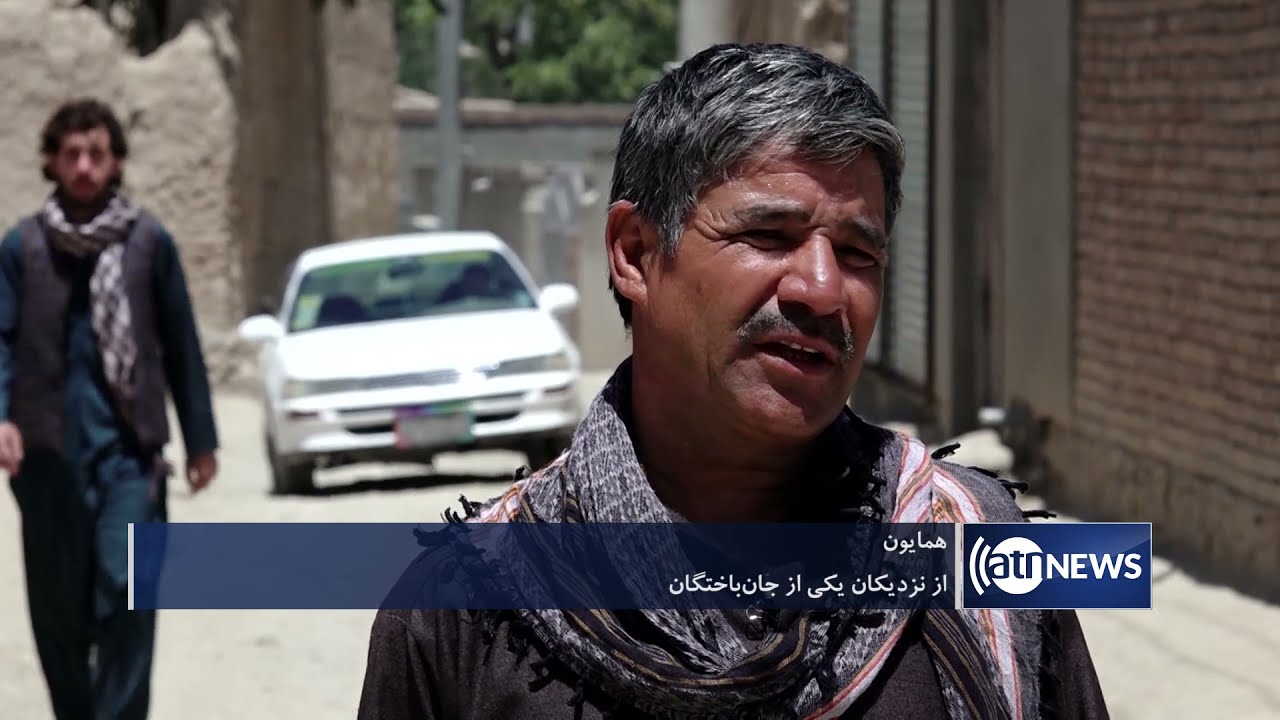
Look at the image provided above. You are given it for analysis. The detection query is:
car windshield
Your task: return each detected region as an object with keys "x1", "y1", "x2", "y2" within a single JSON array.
[{"x1": 286, "y1": 249, "x2": 537, "y2": 332}]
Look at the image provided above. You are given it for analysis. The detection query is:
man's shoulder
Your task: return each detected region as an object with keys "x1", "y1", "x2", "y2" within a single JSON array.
[
  {"x1": 131, "y1": 208, "x2": 175, "y2": 247},
  {"x1": 933, "y1": 458, "x2": 1028, "y2": 523},
  {"x1": 0, "y1": 224, "x2": 23, "y2": 248},
  {"x1": 3, "y1": 213, "x2": 41, "y2": 237},
  {"x1": 366, "y1": 605, "x2": 487, "y2": 680},
  {"x1": 839, "y1": 413, "x2": 1028, "y2": 523},
  {"x1": 364, "y1": 606, "x2": 611, "y2": 718},
  {"x1": 0, "y1": 216, "x2": 39, "y2": 256},
  {"x1": 369, "y1": 606, "x2": 469, "y2": 649}
]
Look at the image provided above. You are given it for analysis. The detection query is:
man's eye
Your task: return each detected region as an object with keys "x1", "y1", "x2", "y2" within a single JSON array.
[
  {"x1": 839, "y1": 247, "x2": 878, "y2": 267},
  {"x1": 740, "y1": 230, "x2": 789, "y2": 247}
]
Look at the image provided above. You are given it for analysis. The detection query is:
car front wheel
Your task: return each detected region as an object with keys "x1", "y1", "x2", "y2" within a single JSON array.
[{"x1": 266, "y1": 433, "x2": 315, "y2": 495}]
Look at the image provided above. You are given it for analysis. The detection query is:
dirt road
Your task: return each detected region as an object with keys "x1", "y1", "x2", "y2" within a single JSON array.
[
  {"x1": 1, "y1": 386, "x2": 1278, "y2": 719},
  {"x1": 0, "y1": 388, "x2": 531, "y2": 720}
]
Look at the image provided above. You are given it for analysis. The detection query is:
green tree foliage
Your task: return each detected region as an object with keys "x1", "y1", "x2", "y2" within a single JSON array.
[
  {"x1": 82, "y1": 0, "x2": 675, "y2": 102},
  {"x1": 396, "y1": 0, "x2": 677, "y2": 103}
]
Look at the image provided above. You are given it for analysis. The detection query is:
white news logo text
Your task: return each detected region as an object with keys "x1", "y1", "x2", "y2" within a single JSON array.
[{"x1": 968, "y1": 536, "x2": 1144, "y2": 596}]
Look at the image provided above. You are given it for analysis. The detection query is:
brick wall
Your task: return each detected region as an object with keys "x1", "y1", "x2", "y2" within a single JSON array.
[{"x1": 1052, "y1": 0, "x2": 1280, "y2": 597}]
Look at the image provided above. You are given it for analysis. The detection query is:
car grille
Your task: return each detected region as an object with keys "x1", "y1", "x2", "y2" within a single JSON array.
[
  {"x1": 348, "y1": 423, "x2": 395, "y2": 435},
  {"x1": 336, "y1": 393, "x2": 528, "y2": 425},
  {"x1": 360, "y1": 369, "x2": 461, "y2": 391}
]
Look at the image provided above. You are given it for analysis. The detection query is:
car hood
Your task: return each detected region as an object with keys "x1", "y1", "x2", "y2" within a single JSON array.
[{"x1": 275, "y1": 309, "x2": 573, "y2": 380}]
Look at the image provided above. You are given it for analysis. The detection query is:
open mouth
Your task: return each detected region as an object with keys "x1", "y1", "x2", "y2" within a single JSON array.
[{"x1": 757, "y1": 341, "x2": 834, "y2": 371}]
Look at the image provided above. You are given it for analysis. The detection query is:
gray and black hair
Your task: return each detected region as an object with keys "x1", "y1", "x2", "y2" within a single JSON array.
[{"x1": 608, "y1": 43, "x2": 906, "y2": 326}]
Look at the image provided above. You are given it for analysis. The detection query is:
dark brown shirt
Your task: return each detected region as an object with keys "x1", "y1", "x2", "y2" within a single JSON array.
[{"x1": 357, "y1": 606, "x2": 1108, "y2": 719}]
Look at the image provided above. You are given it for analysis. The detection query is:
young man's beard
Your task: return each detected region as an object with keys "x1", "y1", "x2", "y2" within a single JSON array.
[{"x1": 57, "y1": 176, "x2": 119, "y2": 221}]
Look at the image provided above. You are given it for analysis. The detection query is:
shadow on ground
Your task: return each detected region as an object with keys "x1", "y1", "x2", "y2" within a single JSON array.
[
  {"x1": 307, "y1": 470, "x2": 518, "y2": 498},
  {"x1": 1039, "y1": 492, "x2": 1280, "y2": 607}
]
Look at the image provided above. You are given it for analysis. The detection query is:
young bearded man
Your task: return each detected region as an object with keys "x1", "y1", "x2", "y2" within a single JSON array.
[
  {"x1": 358, "y1": 44, "x2": 1109, "y2": 719},
  {"x1": 0, "y1": 98, "x2": 219, "y2": 720}
]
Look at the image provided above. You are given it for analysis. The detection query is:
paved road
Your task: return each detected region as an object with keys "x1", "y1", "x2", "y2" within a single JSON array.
[{"x1": 1, "y1": 381, "x2": 1277, "y2": 719}]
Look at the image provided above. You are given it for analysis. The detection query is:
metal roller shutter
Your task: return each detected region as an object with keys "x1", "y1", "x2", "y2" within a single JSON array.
[
  {"x1": 885, "y1": 0, "x2": 932, "y2": 387},
  {"x1": 853, "y1": 0, "x2": 888, "y2": 365}
]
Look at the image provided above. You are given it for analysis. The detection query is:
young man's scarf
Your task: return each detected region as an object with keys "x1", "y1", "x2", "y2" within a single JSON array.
[
  {"x1": 39, "y1": 193, "x2": 140, "y2": 419},
  {"x1": 466, "y1": 359, "x2": 1042, "y2": 720}
]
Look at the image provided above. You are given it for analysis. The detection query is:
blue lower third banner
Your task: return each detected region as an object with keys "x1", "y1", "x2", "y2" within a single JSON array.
[
  {"x1": 129, "y1": 522, "x2": 958, "y2": 611},
  {"x1": 961, "y1": 522, "x2": 1152, "y2": 609}
]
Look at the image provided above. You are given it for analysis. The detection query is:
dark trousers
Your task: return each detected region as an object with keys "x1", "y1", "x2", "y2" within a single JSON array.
[{"x1": 10, "y1": 450, "x2": 166, "y2": 720}]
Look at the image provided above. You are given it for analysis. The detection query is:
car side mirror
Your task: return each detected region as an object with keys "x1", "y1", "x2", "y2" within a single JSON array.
[
  {"x1": 238, "y1": 314, "x2": 284, "y2": 343},
  {"x1": 538, "y1": 283, "x2": 579, "y2": 316}
]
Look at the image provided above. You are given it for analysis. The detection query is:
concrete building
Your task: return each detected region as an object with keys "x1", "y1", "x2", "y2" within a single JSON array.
[
  {"x1": 395, "y1": 0, "x2": 855, "y2": 374},
  {"x1": 395, "y1": 89, "x2": 634, "y2": 372},
  {"x1": 693, "y1": 0, "x2": 1278, "y2": 598},
  {"x1": 232, "y1": 0, "x2": 401, "y2": 317}
]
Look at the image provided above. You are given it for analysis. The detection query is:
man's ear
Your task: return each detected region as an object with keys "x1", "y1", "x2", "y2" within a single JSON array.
[{"x1": 605, "y1": 200, "x2": 654, "y2": 310}]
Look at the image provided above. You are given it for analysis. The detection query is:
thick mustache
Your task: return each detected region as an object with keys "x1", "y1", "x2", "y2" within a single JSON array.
[{"x1": 738, "y1": 308, "x2": 854, "y2": 362}]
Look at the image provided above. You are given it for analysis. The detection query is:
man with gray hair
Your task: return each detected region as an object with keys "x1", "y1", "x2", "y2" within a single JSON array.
[{"x1": 359, "y1": 43, "x2": 1107, "y2": 719}]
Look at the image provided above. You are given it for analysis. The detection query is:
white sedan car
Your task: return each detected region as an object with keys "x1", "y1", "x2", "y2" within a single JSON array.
[{"x1": 237, "y1": 231, "x2": 583, "y2": 494}]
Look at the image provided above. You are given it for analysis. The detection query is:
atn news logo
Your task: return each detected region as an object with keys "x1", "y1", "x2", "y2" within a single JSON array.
[{"x1": 961, "y1": 523, "x2": 1153, "y2": 609}]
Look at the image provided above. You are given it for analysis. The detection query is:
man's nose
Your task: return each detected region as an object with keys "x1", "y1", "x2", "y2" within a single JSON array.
[{"x1": 776, "y1": 237, "x2": 844, "y2": 318}]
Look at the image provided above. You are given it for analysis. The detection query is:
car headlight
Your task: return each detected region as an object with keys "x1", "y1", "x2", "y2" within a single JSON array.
[{"x1": 489, "y1": 352, "x2": 572, "y2": 377}]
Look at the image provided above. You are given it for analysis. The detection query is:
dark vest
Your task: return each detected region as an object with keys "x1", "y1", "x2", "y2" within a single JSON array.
[{"x1": 10, "y1": 212, "x2": 170, "y2": 455}]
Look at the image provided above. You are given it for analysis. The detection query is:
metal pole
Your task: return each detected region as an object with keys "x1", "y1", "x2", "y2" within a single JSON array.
[
  {"x1": 677, "y1": 0, "x2": 734, "y2": 62},
  {"x1": 846, "y1": 0, "x2": 857, "y2": 68},
  {"x1": 435, "y1": 0, "x2": 464, "y2": 230}
]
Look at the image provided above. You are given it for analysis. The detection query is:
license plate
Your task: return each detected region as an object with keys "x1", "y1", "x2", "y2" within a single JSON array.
[{"x1": 394, "y1": 403, "x2": 473, "y2": 449}]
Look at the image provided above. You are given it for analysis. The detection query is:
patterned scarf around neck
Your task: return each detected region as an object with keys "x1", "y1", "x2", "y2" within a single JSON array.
[
  {"x1": 467, "y1": 359, "x2": 1035, "y2": 719},
  {"x1": 40, "y1": 193, "x2": 140, "y2": 419}
]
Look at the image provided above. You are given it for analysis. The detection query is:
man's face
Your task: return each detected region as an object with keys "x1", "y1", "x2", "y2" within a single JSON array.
[
  {"x1": 639, "y1": 151, "x2": 887, "y2": 439},
  {"x1": 47, "y1": 126, "x2": 119, "y2": 204}
]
